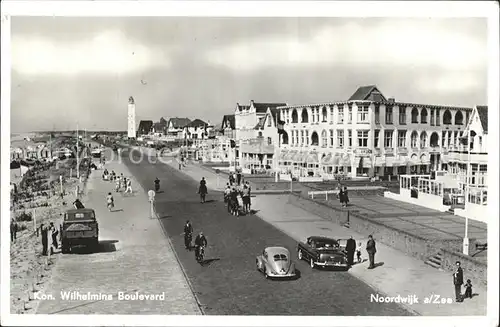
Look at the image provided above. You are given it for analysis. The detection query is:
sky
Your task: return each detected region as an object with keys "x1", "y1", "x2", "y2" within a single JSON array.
[{"x1": 10, "y1": 17, "x2": 488, "y2": 132}]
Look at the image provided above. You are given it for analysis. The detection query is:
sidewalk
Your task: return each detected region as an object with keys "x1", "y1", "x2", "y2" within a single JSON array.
[
  {"x1": 36, "y1": 148, "x2": 201, "y2": 314},
  {"x1": 251, "y1": 194, "x2": 487, "y2": 316},
  {"x1": 152, "y1": 153, "x2": 487, "y2": 316}
]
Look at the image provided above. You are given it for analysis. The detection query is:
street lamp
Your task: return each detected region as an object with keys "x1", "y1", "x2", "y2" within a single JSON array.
[{"x1": 463, "y1": 129, "x2": 471, "y2": 255}]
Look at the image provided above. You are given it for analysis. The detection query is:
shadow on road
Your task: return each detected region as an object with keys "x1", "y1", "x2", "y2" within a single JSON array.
[
  {"x1": 373, "y1": 262, "x2": 385, "y2": 269},
  {"x1": 70, "y1": 240, "x2": 119, "y2": 254},
  {"x1": 200, "y1": 258, "x2": 220, "y2": 267},
  {"x1": 110, "y1": 209, "x2": 124, "y2": 213}
]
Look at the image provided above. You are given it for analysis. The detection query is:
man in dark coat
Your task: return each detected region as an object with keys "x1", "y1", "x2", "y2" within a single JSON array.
[
  {"x1": 40, "y1": 223, "x2": 49, "y2": 256},
  {"x1": 236, "y1": 171, "x2": 242, "y2": 185},
  {"x1": 10, "y1": 219, "x2": 18, "y2": 242},
  {"x1": 345, "y1": 236, "x2": 356, "y2": 266},
  {"x1": 366, "y1": 234, "x2": 377, "y2": 269},
  {"x1": 339, "y1": 188, "x2": 345, "y2": 206},
  {"x1": 198, "y1": 178, "x2": 208, "y2": 203},
  {"x1": 453, "y1": 261, "x2": 464, "y2": 302}
]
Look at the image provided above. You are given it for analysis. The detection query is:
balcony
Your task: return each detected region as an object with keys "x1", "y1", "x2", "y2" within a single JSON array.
[{"x1": 384, "y1": 148, "x2": 394, "y2": 155}]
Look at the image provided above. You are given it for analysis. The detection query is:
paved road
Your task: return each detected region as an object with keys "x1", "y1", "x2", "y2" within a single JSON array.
[{"x1": 122, "y1": 149, "x2": 412, "y2": 316}]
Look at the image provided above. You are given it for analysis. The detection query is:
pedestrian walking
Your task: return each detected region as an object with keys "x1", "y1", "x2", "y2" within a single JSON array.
[
  {"x1": 366, "y1": 235, "x2": 376, "y2": 269},
  {"x1": 453, "y1": 261, "x2": 464, "y2": 302},
  {"x1": 50, "y1": 222, "x2": 59, "y2": 249},
  {"x1": 346, "y1": 236, "x2": 356, "y2": 266},
  {"x1": 10, "y1": 219, "x2": 18, "y2": 242},
  {"x1": 125, "y1": 178, "x2": 132, "y2": 194},
  {"x1": 115, "y1": 178, "x2": 120, "y2": 192},
  {"x1": 237, "y1": 171, "x2": 242, "y2": 185},
  {"x1": 356, "y1": 241, "x2": 363, "y2": 263},
  {"x1": 339, "y1": 188, "x2": 345, "y2": 206},
  {"x1": 246, "y1": 181, "x2": 252, "y2": 212},
  {"x1": 343, "y1": 187, "x2": 350, "y2": 207},
  {"x1": 464, "y1": 279, "x2": 473, "y2": 299},
  {"x1": 40, "y1": 223, "x2": 49, "y2": 256},
  {"x1": 242, "y1": 185, "x2": 250, "y2": 214},
  {"x1": 121, "y1": 177, "x2": 127, "y2": 190},
  {"x1": 198, "y1": 177, "x2": 208, "y2": 203}
]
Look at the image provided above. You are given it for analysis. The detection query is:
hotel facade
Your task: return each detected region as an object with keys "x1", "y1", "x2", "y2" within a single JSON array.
[{"x1": 275, "y1": 85, "x2": 474, "y2": 180}]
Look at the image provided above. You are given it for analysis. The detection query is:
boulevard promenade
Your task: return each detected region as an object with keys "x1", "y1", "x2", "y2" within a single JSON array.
[
  {"x1": 36, "y1": 148, "x2": 201, "y2": 315},
  {"x1": 155, "y1": 151, "x2": 487, "y2": 316}
]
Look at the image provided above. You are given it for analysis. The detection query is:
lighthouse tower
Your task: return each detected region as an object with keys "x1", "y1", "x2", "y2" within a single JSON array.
[{"x1": 127, "y1": 96, "x2": 136, "y2": 139}]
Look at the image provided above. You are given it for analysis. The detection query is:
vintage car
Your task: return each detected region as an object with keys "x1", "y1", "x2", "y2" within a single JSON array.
[
  {"x1": 297, "y1": 236, "x2": 349, "y2": 270},
  {"x1": 61, "y1": 208, "x2": 99, "y2": 253},
  {"x1": 256, "y1": 247, "x2": 297, "y2": 279}
]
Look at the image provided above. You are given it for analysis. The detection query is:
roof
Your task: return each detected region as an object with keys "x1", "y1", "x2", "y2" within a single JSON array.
[
  {"x1": 264, "y1": 246, "x2": 290, "y2": 256},
  {"x1": 137, "y1": 120, "x2": 153, "y2": 133},
  {"x1": 186, "y1": 119, "x2": 208, "y2": 128},
  {"x1": 236, "y1": 103, "x2": 250, "y2": 111},
  {"x1": 168, "y1": 118, "x2": 192, "y2": 128},
  {"x1": 476, "y1": 105, "x2": 488, "y2": 133},
  {"x1": 269, "y1": 108, "x2": 282, "y2": 125},
  {"x1": 152, "y1": 122, "x2": 166, "y2": 131},
  {"x1": 348, "y1": 85, "x2": 387, "y2": 102},
  {"x1": 252, "y1": 101, "x2": 288, "y2": 113},
  {"x1": 221, "y1": 114, "x2": 235, "y2": 129},
  {"x1": 66, "y1": 208, "x2": 95, "y2": 214},
  {"x1": 308, "y1": 236, "x2": 339, "y2": 243},
  {"x1": 254, "y1": 117, "x2": 266, "y2": 130}
]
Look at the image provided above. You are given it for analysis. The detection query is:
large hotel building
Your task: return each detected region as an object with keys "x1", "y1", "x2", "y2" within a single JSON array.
[{"x1": 275, "y1": 85, "x2": 476, "y2": 180}]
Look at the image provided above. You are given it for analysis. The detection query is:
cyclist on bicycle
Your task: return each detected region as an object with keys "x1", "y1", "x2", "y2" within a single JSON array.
[{"x1": 194, "y1": 231, "x2": 208, "y2": 261}]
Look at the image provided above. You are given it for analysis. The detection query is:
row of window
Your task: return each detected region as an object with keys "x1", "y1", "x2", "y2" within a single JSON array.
[
  {"x1": 286, "y1": 129, "x2": 471, "y2": 149},
  {"x1": 282, "y1": 105, "x2": 469, "y2": 126}
]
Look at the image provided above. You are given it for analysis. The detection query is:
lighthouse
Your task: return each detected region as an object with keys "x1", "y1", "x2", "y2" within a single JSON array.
[{"x1": 127, "y1": 96, "x2": 136, "y2": 139}]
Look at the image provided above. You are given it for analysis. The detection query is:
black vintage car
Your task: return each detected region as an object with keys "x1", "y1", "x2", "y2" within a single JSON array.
[{"x1": 297, "y1": 236, "x2": 349, "y2": 270}]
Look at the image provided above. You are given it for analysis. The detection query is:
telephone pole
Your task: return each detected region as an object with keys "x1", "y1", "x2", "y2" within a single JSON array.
[{"x1": 76, "y1": 123, "x2": 80, "y2": 179}]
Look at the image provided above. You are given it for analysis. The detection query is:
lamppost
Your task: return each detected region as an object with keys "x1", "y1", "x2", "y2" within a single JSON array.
[
  {"x1": 76, "y1": 123, "x2": 80, "y2": 179},
  {"x1": 463, "y1": 129, "x2": 471, "y2": 255}
]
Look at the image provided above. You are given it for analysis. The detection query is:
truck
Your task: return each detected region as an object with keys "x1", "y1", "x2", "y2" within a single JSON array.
[{"x1": 61, "y1": 208, "x2": 99, "y2": 253}]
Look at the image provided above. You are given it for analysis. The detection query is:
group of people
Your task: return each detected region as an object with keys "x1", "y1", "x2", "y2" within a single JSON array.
[
  {"x1": 183, "y1": 220, "x2": 208, "y2": 262},
  {"x1": 39, "y1": 222, "x2": 60, "y2": 256},
  {"x1": 337, "y1": 185, "x2": 350, "y2": 207},
  {"x1": 224, "y1": 181, "x2": 252, "y2": 216},
  {"x1": 342, "y1": 235, "x2": 377, "y2": 269},
  {"x1": 453, "y1": 260, "x2": 474, "y2": 302}
]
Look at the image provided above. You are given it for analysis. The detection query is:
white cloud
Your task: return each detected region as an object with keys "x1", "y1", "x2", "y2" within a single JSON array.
[
  {"x1": 204, "y1": 20, "x2": 487, "y2": 73},
  {"x1": 12, "y1": 30, "x2": 172, "y2": 75}
]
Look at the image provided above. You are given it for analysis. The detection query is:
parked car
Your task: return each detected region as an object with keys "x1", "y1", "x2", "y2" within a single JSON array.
[
  {"x1": 61, "y1": 208, "x2": 99, "y2": 253},
  {"x1": 297, "y1": 236, "x2": 349, "y2": 270},
  {"x1": 256, "y1": 247, "x2": 297, "y2": 279}
]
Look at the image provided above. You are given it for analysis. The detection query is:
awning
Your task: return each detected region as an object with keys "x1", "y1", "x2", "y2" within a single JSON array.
[
  {"x1": 385, "y1": 156, "x2": 396, "y2": 167},
  {"x1": 321, "y1": 153, "x2": 332, "y2": 165},
  {"x1": 362, "y1": 156, "x2": 373, "y2": 168},
  {"x1": 339, "y1": 154, "x2": 351, "y2": 166},
  {"x1": 332, "y1": 154, "x2": 341, "y2": 165},
  {"x1": 441, "y1": 154, "x2": 449, "y2": 164},
  {"x1": 306, "y1": 152, "x2": 319, "y2": 164},
  {"x1": 279, "y1": 150, "x2": 288, "y2": 161},
  {"x1": 354, "y1": 157, "x2": 361, "y2": 167},
  {"x1": 374, "y1": 156, "x2": 386, "y2": 167},
  {"x1": 284, "y1": 151, "x2": 296, "y2": 161},
  {"x1": 420, "y1": 154, "x2": 430, "y2": 165},
  {"x1": 409, "y1": 155, "x2": 421, "y2": 165},
  {"x1": 395, "y1": 156, "x2": 409, "y2": 166},
  {"x1": 293, "y1": 151, "x2": 307, "y2": 163}
]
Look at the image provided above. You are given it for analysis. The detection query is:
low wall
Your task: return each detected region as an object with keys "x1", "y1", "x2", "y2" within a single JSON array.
[
  {"x1": 384, "y1": 191, "x2": 450, "y2": 212},
  {"x1": 298, "y1": 176, "x2": 323, "y2": 182},
  {"x1": 289, "y1": 193, "x2": 475, "y2": 262},
  {"x1": 440, "y1": 248, "x2": 487, "y2": 288}
]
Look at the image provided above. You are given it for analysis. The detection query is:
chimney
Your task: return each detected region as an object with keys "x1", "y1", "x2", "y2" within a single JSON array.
[{"x1": 388, "y1": 97, "x2": 395, "y2": 103}]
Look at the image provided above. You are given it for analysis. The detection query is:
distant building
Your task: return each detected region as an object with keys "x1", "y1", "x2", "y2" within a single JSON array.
[
  {"x1": 182, "y1": 119, "x2": 212, "y2": 140},
  {"x1": 166, "y1": 117, "x2": 192, "y2": 138},
  {"x1": 127, "y1": 96, "x2": 136, "y2": 139},
  {"x1": 221, "y1": 114, "x2": 236, "y2": 139},
  {"x1": 276, "y1": 85, "x2": 473, "y2": 180},
  {"x1": 137, "y1": 120, "x2": 154, "y2": 137},
  {"x1": 234, "y1": 100, "x2": 287, "y2": 142}
]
